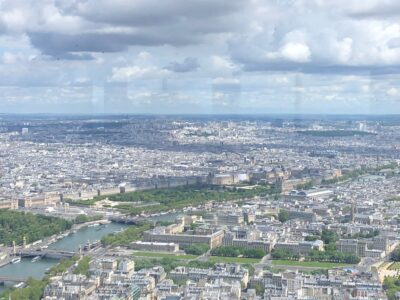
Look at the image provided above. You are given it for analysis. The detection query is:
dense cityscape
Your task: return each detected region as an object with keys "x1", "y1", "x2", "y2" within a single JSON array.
[
  {"x1": 1, "y1": 0, "x2": 400, "y2": 299},
  {"x1": 0, "y1": 115, "x2": 399, "y2": 299}
]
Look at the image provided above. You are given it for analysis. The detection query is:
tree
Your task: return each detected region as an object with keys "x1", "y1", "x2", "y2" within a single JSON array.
[
  {"x1": 391, "y1": 247, "x2": 400, "y2": 262},
  {"x1": 321, "y1": 230, "x2": 338, "y2": 245},
  {"x1": 101, "y1": 223, "x2": 151, "y2": 246},
  {"x1": 0, "y1": 210, "x2": 72, "y2": 246},
  {"x1": 73, "y1": 256, "x2": 91, "y2": 276},
  {"x1": 271, "y1": 249, "x2": 299, "y2": 260},
  {"x1": 305, "y1": 235, "x2": 319, "y2": 241},
  {"x1": 211, "y1": 246, "x2": 244, "y2": 257},
  {"x1": 383, "y1": 276, "x2": 400, "y2": 300},
  {"x1": 278, "y1": 210, "x2": 289, "y2": 223},
  {"x1": 74, "y1": 214, "x2": 102, "y2": 224},
  {"x1": 251, "y1": 282, "x2": 265, "y2": 295},
  {"x1": 243, "y1": 248, "x2": 266, "y2": 258},
  {"x1": 3, "y1": 278, "x2": 48, "y2": 300},
  {"x1": 295, "y1": 181, "x2": 313, "y2": 190}
]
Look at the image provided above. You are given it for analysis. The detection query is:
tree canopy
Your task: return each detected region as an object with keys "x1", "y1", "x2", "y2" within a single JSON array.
[{"x1": 0, "y1": 210, "x2": 72, "y2": 246}]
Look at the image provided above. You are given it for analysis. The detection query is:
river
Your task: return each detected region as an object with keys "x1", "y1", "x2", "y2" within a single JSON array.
[
  {"x1": 48, "y1": 222, "x2": 128, "y2": 252},
  {"x1": 0, "y1": 222, "x2": 129, "y2": 293}
]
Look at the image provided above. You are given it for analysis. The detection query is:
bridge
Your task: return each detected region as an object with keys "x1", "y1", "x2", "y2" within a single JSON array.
[
  {"x1": 108, "y1": 215, "x2": 142, "y2": 225},
  {"x1": 0, "y1": 276, "x2": 27, "y2": 283},
  {"x1": 18, "y1": 249, "x2": 76, "y2": 259}
]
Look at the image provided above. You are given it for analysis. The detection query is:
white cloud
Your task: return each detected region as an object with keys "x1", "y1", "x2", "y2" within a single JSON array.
[
  {"x1": 211, "y1": 55, "x2": 239, "y2": 73},
  {"x1": 2, "y1": 52, "x2": 19, "y2": 64},
  {"x1": 280, "y1": 42, "x2": 311, "y2": 63},
  {"x1": 110, "y1": 51, "x2": 170, "y2": 80},
  {"x1": 212, "y1": 77, "x2": 240, "y2": 85},
  {"x1": 387, "y1": 87, "x2": 399, "y2": 96},
  {"x1": 111, "y1": 65, "x2": 170, "y2": 80},
  {"x1": 361, "y1": 85, "x2": 371, "y2": 93}
]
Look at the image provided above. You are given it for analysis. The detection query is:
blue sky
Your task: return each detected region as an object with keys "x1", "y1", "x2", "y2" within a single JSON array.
[{"x1": 0, "y1": 0, "x2": 400, "y2": 114}]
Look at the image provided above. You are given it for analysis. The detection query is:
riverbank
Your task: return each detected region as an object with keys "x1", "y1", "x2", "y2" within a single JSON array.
[{"x1": 0, "y1": 222, "x2": 130, "y2": 286}]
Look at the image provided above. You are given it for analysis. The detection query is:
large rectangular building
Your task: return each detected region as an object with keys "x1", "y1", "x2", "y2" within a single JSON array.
[
  {"x1": 0, "y1": 199, "x2": 18, "y2": 210},
  {"x1": 336, "y1": 239, "x2": 367, "y2": 257},
  {"x1": 285, "y1": 210, "x2": 317, "y2": 222},
  {"x1": 143, "y1": 229, "x2": 224, "y2": 249},
  {"x1": 130, "y1": 241, "x2": 179, "y2": 253},
  {"x1": 274, "y1": 240, "x2": 323, "y2": 255}
]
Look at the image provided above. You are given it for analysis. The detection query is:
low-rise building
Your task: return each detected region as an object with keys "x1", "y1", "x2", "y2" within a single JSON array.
[
  {"x1": 130, "y1": 241, "x2": 179, "y2": 253},
  {"x1": 143, "y1": 228, "x2": 224, "y2": 249},
  {"x1": 170, "y1": 264, "x2": 249, "y2": 287},
  {"x1": 274, "y1": 240, "x2": 324, "y2": 255}
]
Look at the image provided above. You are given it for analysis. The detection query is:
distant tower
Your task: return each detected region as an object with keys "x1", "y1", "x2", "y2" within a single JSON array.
[
  {"x1": 274, "y1": 177, "x2": 284, "y2": 194},
  {"x1": 22, "y1": 236, "x2": 26, "y2": 248},
  {"x1": 21, "y1": 127, "x2": 29, "y2": 135}
]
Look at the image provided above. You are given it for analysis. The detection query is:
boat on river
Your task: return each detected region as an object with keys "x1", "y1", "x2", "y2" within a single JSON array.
[
  {"x1": 11, "y1": 257, "x2": 21, "y2": 264},
  {"x1": 31, "y1": 256, "x2": 41, "y2": 262},
  {"x1": 13, "y1": 282, "x2": 25, "y2": 288}
]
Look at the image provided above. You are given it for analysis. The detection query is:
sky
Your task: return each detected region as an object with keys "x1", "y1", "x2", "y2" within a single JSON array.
[{"x1": 0, "y1": 0, "x2": 400, "y2": 114}]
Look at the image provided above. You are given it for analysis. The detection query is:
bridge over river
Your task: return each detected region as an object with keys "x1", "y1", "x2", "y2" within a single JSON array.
[
  {"x1": 18, "y1": 249, "x2": 76, "y2": 259},
  {"x1": 0, "y1": 276, "x2": 27, "y2": 283}
]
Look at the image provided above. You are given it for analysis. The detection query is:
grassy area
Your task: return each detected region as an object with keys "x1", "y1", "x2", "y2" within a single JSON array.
[
  {"x1": 272, "y1": 260, "x2": 352, "y2": 269},
  {"x1": 132, "y1": 251, "x2": 197, "y2": 260},
  {"x1": 388, "y1": 262, "x2": 400, "y2": 270},
  {"x1": 380, "y1": 261, "x2": 392, "y2": 269},
  {"x1": 67, "y1": 184, "x2": 275, "y2": 216},
  {"x1": 208, "y1": 256, "x2": 261, "y2": 264}
]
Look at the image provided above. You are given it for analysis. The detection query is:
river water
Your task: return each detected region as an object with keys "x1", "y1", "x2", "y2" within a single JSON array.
[{"x1": 48, "y1": 222, "x2": 128, "y2": 251}]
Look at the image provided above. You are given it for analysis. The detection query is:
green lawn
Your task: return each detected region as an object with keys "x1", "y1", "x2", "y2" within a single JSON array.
[
  {"x1": 272, "y1": 260, "x2": 352, "y2": 269},
  {"x1": 132, "y1": 251, "x2": 197, "y2": 260},
  {"x1": 208, "y1": 256, "x2": 261, "y2": 264},
  {"x1": 388, "y1": 262, "x2": 400, "y2": 270}
]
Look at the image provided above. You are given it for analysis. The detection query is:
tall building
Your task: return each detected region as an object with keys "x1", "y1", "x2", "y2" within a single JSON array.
[{"x1": 21, "y1": 127, "x2": 29, "y2": 135}]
